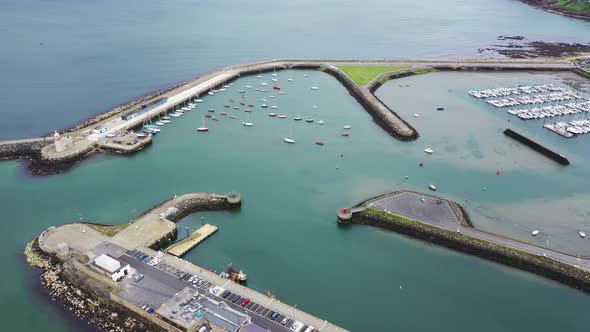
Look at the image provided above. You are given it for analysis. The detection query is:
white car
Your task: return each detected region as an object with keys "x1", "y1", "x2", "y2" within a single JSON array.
[
  {"x1": 290, "y1": 321, "x2": 302, "y2": 332},
  {"x1": 209, "y1": 286, "x2": 224, "y2": 295}
]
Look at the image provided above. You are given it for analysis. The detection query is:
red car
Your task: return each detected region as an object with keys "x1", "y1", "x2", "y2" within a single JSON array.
[{"x1": 241, "y1": 299, "x2": 251, "y2": 307}]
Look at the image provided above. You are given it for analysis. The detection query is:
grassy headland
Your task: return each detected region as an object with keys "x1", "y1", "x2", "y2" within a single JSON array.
[
  {"x1": 338, "y1": 65, "x2": 411, "y2": 85},
  {"x1": 554, "y1": 0, "x2": 590, "y2": 14}
]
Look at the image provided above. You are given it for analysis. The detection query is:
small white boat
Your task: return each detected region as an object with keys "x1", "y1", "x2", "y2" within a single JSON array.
[
  {"x1": 294, "y1": 117, "x2": 302, "y2": 121},
  {"x1": 304, "y1": 74, "x2": 308, "y2": 77},
  {"x1": 195, "y1": 99, "x2": 204, "y2": 103},
  {"x1": 261, "y1": 98, "x2": 268, "y2": 102},
  {"x1": 268, "y1": 95, "x2": 275, "y2": 98},
  {"x1": 162, "y1": 116, "x2": 171, "y2": 120},
  {"x1": 261, "y1": 104, "x2": 268, "y2": 108},
  {"x1": 579, "y1": 231, "x2": 586, "y2": 238},
  {"x1": 170, "y1": 113, "x2": 181, "y2": 117},
  {"x1": 532, "y1": 230, "x2": 540, "y2": 236},
  {"x1": 305, "y1": 118, "x2": 314, "y2": 123},
  {"x1": 316, "y1": 120, "x2": 324, "y2": 125},
  {"x1": 424, "y1": 148, "x2": 433, "y2": 154},
  {"x1": 271, "y1": 105, "x2": 278, "y2": 109},
  {"x1": 136, "y1": 133, "x2": 146, "y2": 138},
  {"x1": 413, "y1": 114, "x2": 420, "y2": 117},
  {"x1": 278, "y1": 114, "x2": 287, "y2": 119},
  {"x1": 272, "y1": 78, "x2": 278, "y2": 82},
  {"x1": 243, "y1": 122, "x2": 253, "y2": 127},
  {"x1": 428, "y1": 184, "x2": 437, "y2": 191},
  {"x1": 245, "y1": 85, "x2": 252, "y2": 88},
  {"x1": 312, "y1": 105, "x2": 317, "y2": 109},
  {"x1": 284, "y1": 137, "x2": 295, "y2": 144},
  {"x1": 208, "y1": 92, "x2": 214, "y2": 96},
  {"x1": 311, "y1": 86, "x2": 319, "y2": 90},
  {"x1": 343, "y1": 125, "x2": 352, "y2": 130},
  {"x1": 156, "y1": 121, "x2": 165, "y2": 126},
  {"x1": 278, "y1": 91, "x2": 285, "y2": 94},
  {"x1": 260, "y1": 83, "x2": 268, "y2": 86},
  {"x1": 287, "y1": 78, "x2": 293, "y2": 82},
  {"x1": 162, "y1": 120, "x2": 171, "y2": 124}
]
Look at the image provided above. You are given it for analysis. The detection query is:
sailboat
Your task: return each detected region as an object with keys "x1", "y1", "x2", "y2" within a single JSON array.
[
  {"x1": 424, "y1": 148, "x2": 433, "y2": 154},
  {"x1": 532, "y1": 230, "x2": 540, "y2": 236},
  {"x1": 243, "y1": 113, "x2": 253, "y2": 127},
  {"x1": 197, "y1": 117, "x2": 209, "y2": 132},
  {"x1": 579, "y1": 231, "x2": 586, "y2": 238},
  {"x1": 257, "y1": 69, "x2": 262, "y2": 78},
  {"x1": 284, "y1": 124, "x2": 295, "y2": 144},
  {"x1": 310, "y1": 86, "x2": 319, "y2": 90}
]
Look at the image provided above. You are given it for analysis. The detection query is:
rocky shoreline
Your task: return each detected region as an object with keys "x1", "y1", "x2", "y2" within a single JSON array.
[
  {"x1": 25, "y1": 239, "x2": 166, "y2": 332},
  {"x1": 480, "y1": 36, "x2": 590, "y2": 59}
]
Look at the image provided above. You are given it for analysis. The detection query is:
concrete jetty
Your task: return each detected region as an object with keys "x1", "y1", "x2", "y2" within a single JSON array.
[
  {"x1": 345, "y1": 190, "x2": 590, "y2": 293},
  {"x1": 36, "y1": 192, "x2": 348, "y2": 332},
  {"x1": 166, "y1": 224, "x2": 218, "y2": 257},
  {"x1": 0, "y1": 57, "x2": 578, "y2": 175}
]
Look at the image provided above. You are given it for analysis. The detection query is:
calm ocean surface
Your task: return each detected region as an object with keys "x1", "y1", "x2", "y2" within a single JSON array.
[{"x1": 1, "y1": 1, "x2": 590, "y2": 331}]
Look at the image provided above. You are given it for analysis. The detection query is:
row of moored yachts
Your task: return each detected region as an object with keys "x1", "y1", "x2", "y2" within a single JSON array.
[
  {"x1": 468, "y1": 84, "x2": 568, "y2": 99},
  {"x1": 506, "y1": 101, "x2": 590, "y2": 120},
  {"x1": 543, "y1": 119, "x2": 590, "y2": 138}
]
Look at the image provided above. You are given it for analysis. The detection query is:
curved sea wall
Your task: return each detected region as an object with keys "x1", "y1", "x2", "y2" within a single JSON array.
[{"x1": 353, "y1": 209, "x2": 590, "y2": 293}]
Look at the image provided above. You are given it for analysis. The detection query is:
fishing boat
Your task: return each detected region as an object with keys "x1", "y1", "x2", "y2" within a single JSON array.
[
  {"x1": 240, "y1": 102, "x2": 246, "y2": 105},
  {"x1": 293, "y1": 117, "x2": 302, "y2": 121},
  {"x1": 228, "y1": 265, "x2": 247, "y2": 284},
  {"x1": 269, "y1": 113, "x2": 277, "y2": 117},
  {"x1": 579, "y1": 231, "x2": 586, "y2": 238},
  {"x1": 224, "y1": 105, "x2": 230, "y2": 108},
  {"x1": 343, "y1": 125, "x2": 352, "y2": 130},
  {"x1": 238, "y1": 90, "x2": 245, "y2": 94},
  {"x1": 428, "y1": 184, "x2": 437, "y2": 191},
  {"x1": 315, "y1": 141, "x2": 325, "y2": 146},
  {"x1": 424, "y1": 148, "x2": 433, "y2": 154},
  {"x1": 273, "y1": 86, "x2": 280, "y2": 90},
  {"x1": 197, "y1": 117, "x2": 209, "y2": 132},
  {"x1": 532, "y1": 230, "x2": 540, "y2": 236},
  {"x1": 316, "y1": 120, "x2": 324, "y2": 125}
]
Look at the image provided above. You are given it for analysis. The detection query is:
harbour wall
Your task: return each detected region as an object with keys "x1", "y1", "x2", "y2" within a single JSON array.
[
  {"x1": 352, "y1": 209, "x2": 590, "y2": 293},
  {"x1": 503, "y1": 128, "x2": 570, "y2": 165},
  {"x1": 0, "y1": 139, "x2": 51, "y2": 161}
]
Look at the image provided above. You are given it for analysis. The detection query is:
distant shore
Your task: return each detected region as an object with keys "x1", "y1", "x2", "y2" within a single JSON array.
[{"x1": 521, "y1": 0, "x2": 590, "y2": 20}]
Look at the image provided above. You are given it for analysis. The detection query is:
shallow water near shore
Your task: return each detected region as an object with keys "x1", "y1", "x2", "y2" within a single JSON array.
[{"x1": 1, "y1": 68, "x2": 590, "y2": 331}]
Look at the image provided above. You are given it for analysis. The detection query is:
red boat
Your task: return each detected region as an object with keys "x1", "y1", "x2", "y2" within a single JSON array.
[
  {"x1": 244, "y1": 109, "x2": 252, "y2": 112},
  {"x1": 273, "y1": 86, "x2": 280, "y2": 90},
  {"x1": 341, "y1": 133, "x2": 349, "y2": 137},
  {"x1": 268, "y1": 113, "x2": 277, "y2": 117},
  {"x1": 205, "y1": 114, "x2": 212, "y2": 118},
  {"x1": 240, "y1": 102, "x2": 246, "y2": 105},
  {"x1": 315, "y1": 141, "x2": 325, "y2": 146},
  {"x1": 220, "y1": 112, "x2": 228, "y2": 116}
]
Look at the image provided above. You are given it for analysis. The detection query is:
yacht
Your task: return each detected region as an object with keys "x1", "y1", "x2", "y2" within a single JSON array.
[
  {"x1": 293, "y1": 117, "x2": 302, "y2": 121},
  {"x1": 343, "y1": 125, "x2": 352, "y2": 130},
  {"x1": 243, "y1": 121, "x2": 253, "y2": 127},
  {"x1": 305, "y1": 118, "x2": 314, "y2": 123},
  {"x1": 284, "y1": 137, "x2": 295, "y2": 144},
  {"x1": 316, "y1": 120, "x2": 324, "y2": 125},
  {"x1": 261, "y1": 104, "x2": 268, "y2": 108},
  {"x1": 532, "y1": 230, "x2": 540, "y2": 236},
  {"x1": 579, "y1": 231, "x2": 586, "y2": 238},
  {"x1": 260, "y1": 83, "x2": 268, "y2": 86},
  {"x1": 311, "y1": 86, "x2": 319, "y2": 90},
  {"x1": 428, "y1": 184, "x2": 437, "y2": 191},
  {"x1": 197, "y1": 117, "x2": 209, "y2": 132},
  {"x1": 195, "y1": 99, "x2": 204, "y2": 103},
  {"x1": 424, "y1": 148, "x2": 433, "y2": 154},
  {"x1": 278, "y1": 115, "x2": 287, "y2": 119}
]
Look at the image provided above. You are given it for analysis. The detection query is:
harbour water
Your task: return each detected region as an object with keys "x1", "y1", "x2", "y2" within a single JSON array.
[
  {"x1": 2, "y1": 0, "x2": 590, "y2": 331},
  {"x1": 2, "y1": 69, "x2": 590, "y2": 331}
]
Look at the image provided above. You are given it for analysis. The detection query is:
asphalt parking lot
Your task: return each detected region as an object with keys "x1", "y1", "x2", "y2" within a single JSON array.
[{"x1": 125, "y1": 249, "x2": 317, "y2": 332}]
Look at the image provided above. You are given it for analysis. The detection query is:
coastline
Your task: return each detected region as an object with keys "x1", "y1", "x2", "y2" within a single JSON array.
[{"x1": 520, "y1": 0, "x2": 590, "y2": 20}]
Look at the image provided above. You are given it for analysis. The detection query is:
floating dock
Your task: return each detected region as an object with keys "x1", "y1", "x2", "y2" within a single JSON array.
[{"x1": 165, "y1": 224, "x2": 218, "y2": 257}]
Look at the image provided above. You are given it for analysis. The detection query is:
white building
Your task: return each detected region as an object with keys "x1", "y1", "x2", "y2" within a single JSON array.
[{"x1": 94, "y1": 254, "x2": 131, "y2": 281}]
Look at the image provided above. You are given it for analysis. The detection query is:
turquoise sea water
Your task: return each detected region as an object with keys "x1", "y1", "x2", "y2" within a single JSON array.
[
  {"x1": 1, "y1": 0, "x2": 590, "y2": 331},
  {"x1": 1, "y1": 70, "x2": 590, "y2": 331}
]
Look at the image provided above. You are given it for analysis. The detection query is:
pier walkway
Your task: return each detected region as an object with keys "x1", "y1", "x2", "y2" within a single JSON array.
[
  {"x1": 360, "y1": 191, "x2": 590, "y2": 271},
  {"x1": 166, "y1": 223, "x2": 218, "y2": 257}
]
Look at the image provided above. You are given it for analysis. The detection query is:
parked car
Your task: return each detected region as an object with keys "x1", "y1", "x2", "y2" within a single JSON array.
[
  {"x1": 221, "y1": 291, "x2": 231, "y2": 299},
  {"x1": 133, "y1": 274, "x2": 144, "y2": 282},
  {"x1": 290, "y1": 321, "x2": 302, "y2": 331},
  {"x1": 138, "y1": 254, "x2": 147, "y2": 260},
  {"x1": 271, "y1": 312, "x2": 280, "y2": 321},
  {"x1": 231, "y1": 294, "x2": 241, "y2": 303},
  {"x1": 241, "y1": 299, "x2": 251, "y2": 307},
  {"x1": 281, "y1": 317, "x2": 289, "y2": 325}
]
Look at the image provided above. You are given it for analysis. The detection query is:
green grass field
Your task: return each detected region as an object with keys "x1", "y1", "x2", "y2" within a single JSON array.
[
  {"x1": 554, "y1": 0, "x2": 590, "y2": 14},
  {"x1": 338, "y1": 65, "x2": 411, "y2": 85}
]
